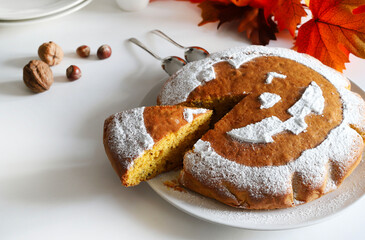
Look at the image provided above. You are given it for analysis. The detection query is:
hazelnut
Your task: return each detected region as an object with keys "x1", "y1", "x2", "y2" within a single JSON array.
[
  {"x1": 97, "y1": 44, "x2": 112, "y2": 59},
  {"x1": 23, "y1": 60, "x2": 54, "y2": 93},
  {"x1": 66, "y1": 65, "x2": 82, "y2": 81},
  {"x1": 38, "y1": 41, "x2": 64, "y2": 66},
  {"x1": 76, "y1": 45, "x2": 90, "y2": 58}
]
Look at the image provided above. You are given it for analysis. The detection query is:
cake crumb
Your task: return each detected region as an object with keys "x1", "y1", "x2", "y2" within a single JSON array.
[{"x1": 163, "y1": 179, "x2": 187, "y2": 193}]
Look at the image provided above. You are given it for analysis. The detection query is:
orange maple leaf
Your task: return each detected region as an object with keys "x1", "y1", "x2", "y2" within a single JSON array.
[
  {"x1": 270, "y1": 0, "x2": 307, "y2": 36},
  {"x1": 189, "y1": 0, "x2": 306, "y2": 39},
  {"x1": 208, "y1": 0, "x2": 306, "y2": 36},
  {"x1": 238, "y1": 0, "x2": 306, "y2": 36},
  {"x1": 295, "y1": 0, "x2": 365, "y2": 71},
  {"x1": 197, "y1": 1, "x2": 278, "y2": 45}
]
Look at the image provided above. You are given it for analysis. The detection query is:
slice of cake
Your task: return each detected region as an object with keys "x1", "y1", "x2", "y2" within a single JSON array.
[{"x1": 103, "y1": 106, "x2": 212, "y2": 187}]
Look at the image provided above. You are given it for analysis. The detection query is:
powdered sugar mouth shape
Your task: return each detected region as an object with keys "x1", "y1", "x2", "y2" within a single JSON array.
[
  {"x1": 259, "y1": 92, "x2": 281, "y2": 109},
  {"x1": 228, "y1": 116, "x2": 284, "y2": 143},
  {"x1": 183, "y1": 108, "x2": 208, "y2": 123},
  {"x1": 228, "y1": 81, "x2": 324, "y2": 143},
  {"x1": 106, "y1": 107, "x2": 154, "y2": 169}
]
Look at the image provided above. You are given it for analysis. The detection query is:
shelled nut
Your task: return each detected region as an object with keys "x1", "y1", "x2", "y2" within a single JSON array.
[
  {"x1": 66, "y1": 65, "x2": 82, "y2": 81},
  {"x1": 97, "y1": 44, "x2": 112, "y2": 59},
  {"x1": 76, "y1": 45, "x2": 90, "y2": 58}
]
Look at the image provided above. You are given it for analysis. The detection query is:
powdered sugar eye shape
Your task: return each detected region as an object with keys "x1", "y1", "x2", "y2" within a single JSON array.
[
  {"x1": 259, "y1": 92, "x2": 281, "y2": 109},
  {"x1": 257, "y1": 72, "x2": 286, "y2": 109},
  {"x1": 265, "y1": 72, "x2": 287, "y2": 84},
  {"x1": 207, "y1": 68, "x2": 287, "y2": 111}
]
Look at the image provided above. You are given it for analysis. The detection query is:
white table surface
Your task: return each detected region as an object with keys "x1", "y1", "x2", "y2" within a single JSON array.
[{"x1": 1, "y1": 0, "x2": 364, "y2": 239}]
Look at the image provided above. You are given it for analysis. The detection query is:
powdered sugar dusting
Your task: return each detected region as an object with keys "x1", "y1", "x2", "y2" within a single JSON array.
[
  {"x1": 186, "y1": 120, "x2": 362, "y2": 202},
  {"x1": 265, "y1": 72, "x2": 287, "y2": 84},
  {"x1": 158, "y1": 46, "x2": 350, "y2": 105},
  {"x1": 228, "y1": 116, "x2": 284, "y2": 143},
  {"x1": 148, "y1": 157, "x2": 365, "y2": 228},
  {"x1": 197, "y1": 66, "x2": 215, "y2": 83},
  {"x1": 227, "y1": 82, "x2": 324, "y2": 143},
  {"x1": 157, "y1": 46, "x2": 365, "y2": 207},
  {"x1": 185, "y1": 140, "x2": 293, "y2": 198},
  {"x1": 183, "y1": 108, "x2": 208, "y2": 123},
  {"x1": 106, "y1": 107, "x2": 154, "y2": 170},
  {"x1": 182, "y1": 78, "x2": 364, "y2": 204},
  {"x1": 259, "y1": 92, "x2": 281, "y2": 109}
]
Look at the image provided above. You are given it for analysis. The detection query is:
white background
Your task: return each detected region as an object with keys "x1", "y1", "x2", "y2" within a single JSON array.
[{"x1": 0, "y1": 0, "x2": 364, "y2": 239}]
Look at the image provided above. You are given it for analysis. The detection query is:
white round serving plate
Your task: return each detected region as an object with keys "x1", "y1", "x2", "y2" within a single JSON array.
[
  {"x1": 0, "y1": 0, "x2": 84, "y2": 20},
  {"x1": 142, "y1": 79, "x2": 365, "y2": 230},
  {"x1": 0, "y1": 0, "x2": 92, "y2": 26}
]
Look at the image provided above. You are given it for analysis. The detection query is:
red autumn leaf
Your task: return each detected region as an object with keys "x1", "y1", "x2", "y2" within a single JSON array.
[
  {"x1": 295, "y1": 0, "x2": 365, "y2": 71},
  {"x1": 197, "y1": 1, "x2": 277, "y2": 45},
  {"x1": 185, "y1": 0, "x2": 231, "y2": 4}
]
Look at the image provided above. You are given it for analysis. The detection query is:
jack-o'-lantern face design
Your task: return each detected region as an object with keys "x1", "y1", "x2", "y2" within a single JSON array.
[
  {"x1": 186, "y1": 56, "x2": 343, "y2": 167},
  {"x1": 158, "y1": 47, "x2": 365, "y2": 208}
]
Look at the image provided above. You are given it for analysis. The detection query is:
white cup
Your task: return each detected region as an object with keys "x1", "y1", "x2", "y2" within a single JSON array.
[{"x1": 116, "y1": 0, "x2": 149, "y2": 12}]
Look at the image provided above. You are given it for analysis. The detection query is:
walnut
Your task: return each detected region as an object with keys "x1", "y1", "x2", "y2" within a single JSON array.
[
  {"x1": 38, "y1": 41, "x2": 63, "y2": 66},
  {"x1": 23, "y1": 60, "x2": 54, "y2": 93}
]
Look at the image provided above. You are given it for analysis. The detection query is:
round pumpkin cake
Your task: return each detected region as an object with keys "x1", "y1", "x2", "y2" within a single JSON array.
[{"x1": 158, "y1": 46, "x2": 365, "y2": 209}]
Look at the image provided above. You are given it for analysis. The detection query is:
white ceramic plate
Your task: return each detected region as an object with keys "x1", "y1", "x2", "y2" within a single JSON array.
[
  {"x1": 0, "y1": 0, "x2": 84, "y2": 20},
  {"x1": 0, "y1": 0, "x2": 92, "y2": 26},
  {"x1": 142, "y1": 79, "x2": 365, "y2": 230}
]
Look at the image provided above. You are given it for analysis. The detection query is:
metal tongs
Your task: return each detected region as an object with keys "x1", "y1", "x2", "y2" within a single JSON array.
[{"x1": 128, "y1": 30, "x2": 209, "y2": 76}]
